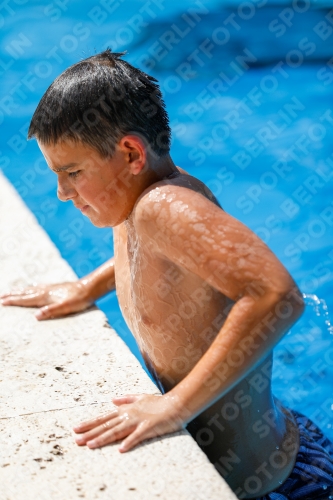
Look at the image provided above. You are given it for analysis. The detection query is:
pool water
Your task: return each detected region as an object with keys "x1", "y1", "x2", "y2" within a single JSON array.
[{"x1": 1, "y1": 1, "x2": 332, "y2": 439}]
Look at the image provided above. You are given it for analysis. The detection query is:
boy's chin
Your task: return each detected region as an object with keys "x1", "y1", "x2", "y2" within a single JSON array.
[
  {"x1": 83, "y1": 212, "x2": 107, "y2": 228},
  {"x1": 92, "y1": 221, "x2": 109, "y2": 228},
  {"x1": 88, "y1": 213, "x2": 118, "y2": 228},
  {"x1": 84, "y1": 208, "x2": 127, "y2": 228},
  {"x1": 89, "y1": 217, "x2": 110, "y2": 228}
]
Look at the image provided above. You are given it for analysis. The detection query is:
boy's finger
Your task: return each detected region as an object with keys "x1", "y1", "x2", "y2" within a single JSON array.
[
  {"x1": 112, "y1": 395, "x2": 141, "y2": 405},
  {"x1": 1, "y1": 293, "x2": 44, "y2": 307},
  {"x1": 75, "y1": 416, "x2": 122, "y2": 445},
  {"x1": 87, "y1": 422, "x2": 135, "y2": 449},
  {"x1": 35, "y1": 302, "x2": 73, "y2": 320},
  {"x1": 73, "y1": 409, "x2": 119, "y2": 433},
  {"x1": 35, "y1": 305, "x2": 57, "y2": 320},
  {"x1": 0, "y1": 291, "x2": 24, "y2": 298},
  {"x1": 119, "y1": 427, "x2": 145, "y2": 453},
  {"x1": 0, "y1": 286, "x2": 40, "y2": 298}
]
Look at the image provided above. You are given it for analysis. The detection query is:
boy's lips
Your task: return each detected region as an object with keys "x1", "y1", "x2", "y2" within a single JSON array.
[{"x1": 75, "y1": 204, "x2": 90, "y2": 212}]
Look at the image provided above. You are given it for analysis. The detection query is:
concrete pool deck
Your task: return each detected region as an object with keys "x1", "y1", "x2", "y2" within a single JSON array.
[{"x1": 0, "y1": 172, "x2": 237, "y2": 500}]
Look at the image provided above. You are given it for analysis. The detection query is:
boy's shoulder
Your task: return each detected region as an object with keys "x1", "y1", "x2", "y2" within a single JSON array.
[
  {"x1": 131, "y1": 171, "x2": 230, "y2": 263},
  {"x1": 133, "y1": 171, "x2": 222, "y2": 226}
]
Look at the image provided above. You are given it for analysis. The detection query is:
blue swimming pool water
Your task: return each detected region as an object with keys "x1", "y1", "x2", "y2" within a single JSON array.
[{"x1": 1, "y1": 1, "x2": 332, "y2": 438}]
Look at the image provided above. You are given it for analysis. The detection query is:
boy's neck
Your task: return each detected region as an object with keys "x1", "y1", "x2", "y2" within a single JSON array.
[
  {"x1": 149, "y1": 154, "x2": 179, "y2": 181},
  {"x1": 124, "y1": 154, "x2": 179, "y2": 226}
]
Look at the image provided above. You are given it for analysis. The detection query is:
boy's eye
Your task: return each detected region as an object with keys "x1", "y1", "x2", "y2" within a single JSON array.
[{"x1": 69, "y1": 170, "x2": 81, "y2": 179}]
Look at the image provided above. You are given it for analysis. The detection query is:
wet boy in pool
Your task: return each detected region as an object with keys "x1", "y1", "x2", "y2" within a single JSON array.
[{"x1": 2, "y1": 50, "x2": 333, "y2": 499}]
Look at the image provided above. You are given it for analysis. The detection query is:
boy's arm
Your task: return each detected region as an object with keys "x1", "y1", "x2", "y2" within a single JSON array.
[
  {"x1": 73, "y1": 186, "x2": 304, "y2": 452},
  {"x1": 0, "y1": 257, "x2": 116, "y2": 320},
  {"x1": 79, "y1": 257, "x2": 116, "y2": 301},
  {"x1": 138, "y1": 186, "x2": 304, "y2": 415}
]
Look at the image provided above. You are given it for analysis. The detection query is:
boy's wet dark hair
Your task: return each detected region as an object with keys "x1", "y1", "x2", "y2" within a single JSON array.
[{"x1": 28, "y1": 49, "x2": 171, "y2": 158}]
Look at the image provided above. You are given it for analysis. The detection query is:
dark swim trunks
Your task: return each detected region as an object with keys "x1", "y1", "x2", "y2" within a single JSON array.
[{"x1": 255, "y1": 410, "x2": 333, "y2": 500}]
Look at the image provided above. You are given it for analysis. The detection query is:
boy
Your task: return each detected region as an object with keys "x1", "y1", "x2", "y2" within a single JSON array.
[{"x1": 1, "y1": 50, "x2": 333, "y2": 499}]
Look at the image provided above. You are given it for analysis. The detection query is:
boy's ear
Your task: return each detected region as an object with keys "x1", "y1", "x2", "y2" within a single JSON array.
[{"x1": 118, "y1": 135, "x2": 147, "y2": 175}]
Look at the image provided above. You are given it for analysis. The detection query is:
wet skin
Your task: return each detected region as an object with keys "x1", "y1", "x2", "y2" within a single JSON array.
[
  {"x1": 1, "y1": 138, "x2": 304, "y2": 497},
  {"x1": 113, "y1": 177, "x2": 301, "y2": 497}
]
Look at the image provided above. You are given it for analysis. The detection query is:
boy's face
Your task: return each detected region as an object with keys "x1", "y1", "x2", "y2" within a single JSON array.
[{"x1": 39, "y1": 140, "x2": 135, "y2": 227}]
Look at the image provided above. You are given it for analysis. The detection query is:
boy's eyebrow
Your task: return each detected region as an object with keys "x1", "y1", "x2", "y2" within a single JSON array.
[{"x1": 52, "y1": 162, "x2": 79, "y2": 173}]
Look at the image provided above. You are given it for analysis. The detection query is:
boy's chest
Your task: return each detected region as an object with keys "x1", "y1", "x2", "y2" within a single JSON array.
[
  {"x1": 113, "y1": 223, "x2": 192, "y2": 326},
  {"x1": 113, "y1": 224, "x2": 231, "y2": 369}
]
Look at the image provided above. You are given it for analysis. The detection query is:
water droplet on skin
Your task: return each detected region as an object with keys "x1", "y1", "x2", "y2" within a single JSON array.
[{"x1": 322, "y1": 485, "x2": 327, "y2": 490}]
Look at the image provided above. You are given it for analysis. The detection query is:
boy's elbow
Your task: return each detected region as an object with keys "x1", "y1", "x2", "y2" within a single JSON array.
[{"x1": 273, "y1": 283, "x2": 305, "y2": 322}]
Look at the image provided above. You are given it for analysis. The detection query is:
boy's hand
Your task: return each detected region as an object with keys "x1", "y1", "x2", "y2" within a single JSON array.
[
  {"x1": 73, "y1": 394, "x2": 185, "y2": 452},
  {"x1": 0, "y1": 282, "x2": 93, "y2": 320}
]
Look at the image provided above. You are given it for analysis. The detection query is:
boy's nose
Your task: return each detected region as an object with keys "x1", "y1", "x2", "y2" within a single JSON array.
[{"x1": 57, "y1": 181, "x2": 76, "y2": 202}]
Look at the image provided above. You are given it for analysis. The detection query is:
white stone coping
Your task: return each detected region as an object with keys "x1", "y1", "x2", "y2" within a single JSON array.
[{"x1": 0, "y1": 172, "x2": 237, "y2": 499}]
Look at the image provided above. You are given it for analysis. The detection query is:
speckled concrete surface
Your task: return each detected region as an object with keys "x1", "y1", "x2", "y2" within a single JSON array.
[{"x1": 0, "y1": 172, "x2": 237, "y2": 500}]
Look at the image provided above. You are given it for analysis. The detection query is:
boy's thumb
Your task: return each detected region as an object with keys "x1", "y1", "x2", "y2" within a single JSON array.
[
  {"x1": 112, "y1": 395, "x2": 140, "y2": 405},
  {"x1": 35, "y1": 304, "x2": 62, "y2": 321}
]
